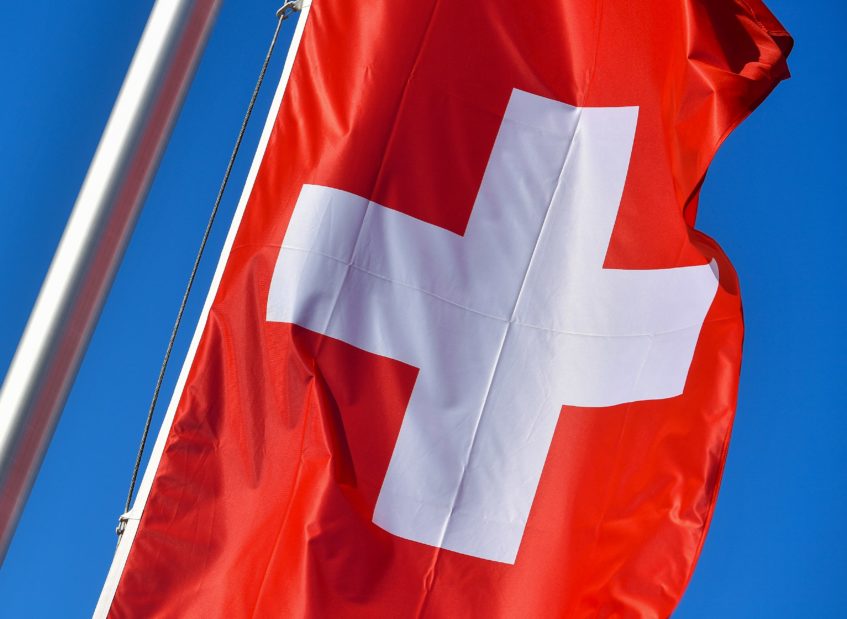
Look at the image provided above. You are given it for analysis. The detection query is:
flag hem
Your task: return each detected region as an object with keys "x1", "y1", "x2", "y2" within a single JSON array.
[{"x1": 92, "y1": 3, "x2": 314, "y2": 616}]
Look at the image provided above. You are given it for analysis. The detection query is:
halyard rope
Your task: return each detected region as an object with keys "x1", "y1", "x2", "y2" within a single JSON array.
[{"x1": 118, "y1": 3, "x2": 300, "y2": 537}]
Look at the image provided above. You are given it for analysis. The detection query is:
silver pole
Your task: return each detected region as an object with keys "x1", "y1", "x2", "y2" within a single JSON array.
[{"x1": 0, "y1": 0, "x2": 221, "y2": 561}]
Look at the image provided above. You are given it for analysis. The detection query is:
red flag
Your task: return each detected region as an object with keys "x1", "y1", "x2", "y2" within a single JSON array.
[{"x1": 98, "y1": 0, "x2": 791, "y2": 616}]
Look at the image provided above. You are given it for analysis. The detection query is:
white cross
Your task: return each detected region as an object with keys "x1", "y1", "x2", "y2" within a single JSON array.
[{"x1": 267, "y1": 89, "x2": 719, "y2": 564}]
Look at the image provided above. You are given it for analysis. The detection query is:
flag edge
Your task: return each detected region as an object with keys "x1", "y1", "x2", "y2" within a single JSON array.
[{"x1": 92, "y1": 3, "x2": 314, "y2": 616}]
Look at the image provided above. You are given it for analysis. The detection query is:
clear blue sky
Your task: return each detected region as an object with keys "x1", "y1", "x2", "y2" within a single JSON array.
[{"x1": 0, "y1": 2, "x2": 842, "y2": 616}]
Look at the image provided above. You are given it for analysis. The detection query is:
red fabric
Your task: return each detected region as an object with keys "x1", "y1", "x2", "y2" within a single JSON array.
[{"x1": 109, "y1": 1, "x2": 791, "y2": 617}]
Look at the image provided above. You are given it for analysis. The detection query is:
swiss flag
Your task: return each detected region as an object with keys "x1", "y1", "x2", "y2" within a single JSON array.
[{"x1": 98, "y1": 0, "x2": 791, "y2": 617}]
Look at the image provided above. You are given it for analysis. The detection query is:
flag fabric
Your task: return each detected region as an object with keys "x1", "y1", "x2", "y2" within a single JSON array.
[{"x1": 97, "y1": 0, "x2": 791, "y2": 616}]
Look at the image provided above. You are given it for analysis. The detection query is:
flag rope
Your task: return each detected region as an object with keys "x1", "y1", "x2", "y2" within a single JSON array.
[{"x1": 117, "y1": 2, "x2": 301, "y2": 538}]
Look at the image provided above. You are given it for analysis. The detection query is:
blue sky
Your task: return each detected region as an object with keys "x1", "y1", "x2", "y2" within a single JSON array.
[{"x1": 0, "y1": 1, "x2": 843, "y2": 616}]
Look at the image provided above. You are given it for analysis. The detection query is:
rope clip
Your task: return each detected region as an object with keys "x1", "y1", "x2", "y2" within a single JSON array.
[
  {"x1": 115, "y1": 512, "x2": 130, "y2": 537},
  {"x1": 277, "y1": 1, "x2": 303, "y2": 20}
]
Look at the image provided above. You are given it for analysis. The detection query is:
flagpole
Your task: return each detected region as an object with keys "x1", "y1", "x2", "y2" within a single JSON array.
[{"x1": 0, "y1": 0, "x2": 221, "y2": 562}]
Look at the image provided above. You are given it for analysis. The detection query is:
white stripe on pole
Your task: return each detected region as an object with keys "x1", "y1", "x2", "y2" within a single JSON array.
[{"x1": 0, "y1": 0, "x2": 221, "y2": 562}]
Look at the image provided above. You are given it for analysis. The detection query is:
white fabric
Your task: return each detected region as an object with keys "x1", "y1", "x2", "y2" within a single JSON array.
[{"x1": 267, "y1": 89, "x2": 719, "y2": 563}]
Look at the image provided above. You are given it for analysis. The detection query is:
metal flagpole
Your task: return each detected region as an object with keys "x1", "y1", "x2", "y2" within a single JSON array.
[{"x1": 0, "y1": 0, "x2": 221, "y2": 562}]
